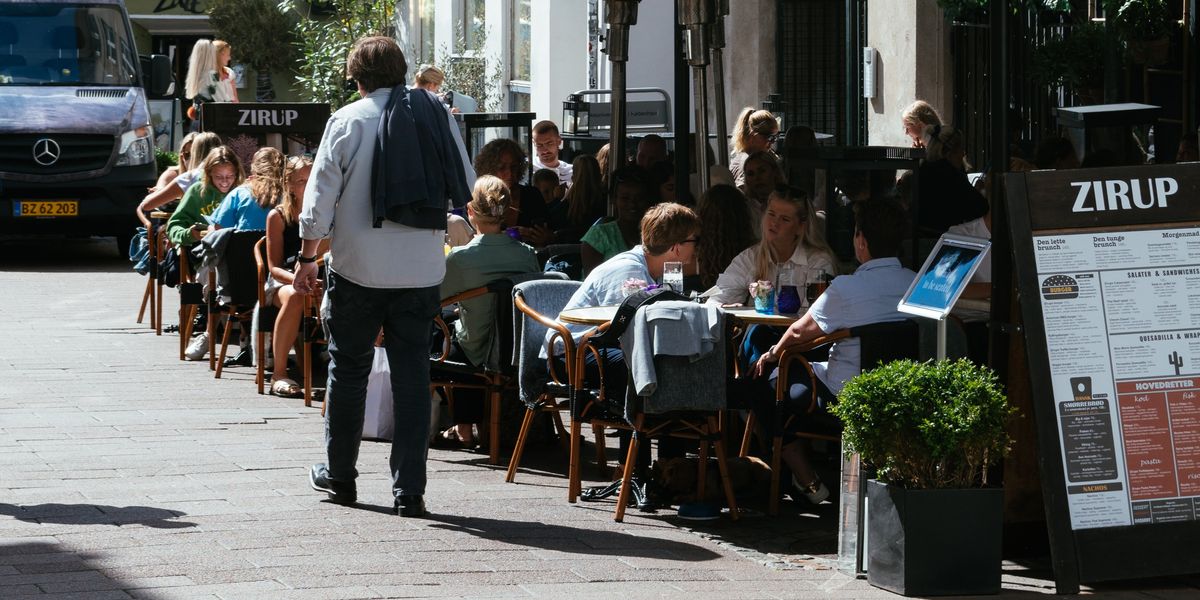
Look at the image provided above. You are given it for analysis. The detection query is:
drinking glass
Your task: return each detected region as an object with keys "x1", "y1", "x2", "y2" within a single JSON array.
[
  {"x1": 805, "y1": 269, "x2": 829, "y2": 306},
  {"x1": 663, "y1": 261, "x2": 684, "y2": 292}
]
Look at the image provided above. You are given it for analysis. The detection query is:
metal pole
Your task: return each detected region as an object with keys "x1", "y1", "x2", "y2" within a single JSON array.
[
  {"x1": 605, "y1": 0, "x2": 640, "y2": 216},
  {"x1": 678, "y1": 0, "x2": 713, "y2": 197},
  {"x1": 936, "y1": 317, "x2": 947, "y2": 361},
  {"x1": 673, "y1": 8, "x2": 692, "y2": 205},
  {"x1": 710, "y1": 0, "x2": 730, "y2": 165}
]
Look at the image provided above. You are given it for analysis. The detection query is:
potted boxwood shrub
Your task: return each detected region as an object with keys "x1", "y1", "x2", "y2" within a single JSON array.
[
  {"x1": 831, "y1": 359, "x2": 1014, "y2": 597},
  {"x1": 1030, "y1": 21, "x2": 1109, "y2": 105},
  {"x1": 1107, "y1": 0, "x2": 1175, "y2": 65}
]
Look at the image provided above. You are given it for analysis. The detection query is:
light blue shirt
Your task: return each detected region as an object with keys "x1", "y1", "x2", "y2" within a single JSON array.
[
  {"x1": 543, "y1": 246, "x2": 652, "y2": 358},
  {"x1": 209, "y1": 185, "x2": 269, "y2": 231},
  {"x1": 300, "y1": 88, "x2": 446, "y2": 289},
  {"x1": 807, "y1": 257, "x2": 916, "y2": 393}
]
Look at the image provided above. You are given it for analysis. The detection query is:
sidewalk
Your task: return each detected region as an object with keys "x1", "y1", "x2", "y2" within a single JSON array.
[{"x1": 0, "y1": 237, "x2": 1196, "y2": 599}]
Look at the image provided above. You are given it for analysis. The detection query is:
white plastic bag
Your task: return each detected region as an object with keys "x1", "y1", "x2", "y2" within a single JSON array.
[{"x1": 362, "y1": 347, "x2": 394, "y2": 441}]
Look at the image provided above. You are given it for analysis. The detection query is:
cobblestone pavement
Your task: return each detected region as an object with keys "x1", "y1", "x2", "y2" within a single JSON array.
[{"x1": 2, "y1": 237, "x2": 1199, "y2": 599}]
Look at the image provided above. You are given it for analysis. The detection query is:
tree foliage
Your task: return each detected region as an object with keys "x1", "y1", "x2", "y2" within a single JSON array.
[
  {"x1": 435, "y1": 26, "x2": 505, "y2": 112},
  {"x1": 277, "y1": 0, "x2": 396, "y2": 110},
  {"x1": 830, "y1": 359, "x2": 1014, "y2": 489},
  {"x1": 207, "y1": 0, "x2": 296, "y2": 72}
]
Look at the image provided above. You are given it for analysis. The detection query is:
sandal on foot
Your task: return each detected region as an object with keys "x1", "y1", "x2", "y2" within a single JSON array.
[{"x1": 270, "y1": 378, "x2": 303, "y2": 398}]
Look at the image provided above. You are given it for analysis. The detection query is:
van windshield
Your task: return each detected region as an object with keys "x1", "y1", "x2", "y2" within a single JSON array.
[{"x1": 0, "y1": 4, "x2": 138, "y2": 86}]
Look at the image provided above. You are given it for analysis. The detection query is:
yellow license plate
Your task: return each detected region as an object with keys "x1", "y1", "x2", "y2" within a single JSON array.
[{"x1": 14, "y1": 200, "x2": 78, "y2": 217}]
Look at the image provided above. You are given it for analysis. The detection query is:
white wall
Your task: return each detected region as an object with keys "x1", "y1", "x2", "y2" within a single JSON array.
[
  {"x1": 530, "y1": 0, "x2": 589, "y2": 122},
  {"x1": 866, "y1": 0, "x2": 953, "y2": 146},
  {"x1": 725, "y1": 0, "x2": 777, "y2": 137}
]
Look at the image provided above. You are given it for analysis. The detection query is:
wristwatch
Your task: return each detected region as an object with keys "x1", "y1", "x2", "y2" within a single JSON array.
[{"x1": 297, "y1": 253, "x2": 317, "y2": 264}]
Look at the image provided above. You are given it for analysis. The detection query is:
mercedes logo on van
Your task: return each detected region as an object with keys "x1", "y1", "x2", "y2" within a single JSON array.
[{"x1": 32, "y1": 138, "x2": 61, "y2": 166}]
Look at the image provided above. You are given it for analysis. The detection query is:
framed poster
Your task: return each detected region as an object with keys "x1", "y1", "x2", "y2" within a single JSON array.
[
  {"x1": 898, "y1": 232, "x2": 990, "y2": 319},
  {"x1": 1006, "y1": 164, "x2": 1200, "y2": 593}
]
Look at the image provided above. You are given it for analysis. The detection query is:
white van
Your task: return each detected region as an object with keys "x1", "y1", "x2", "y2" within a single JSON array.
[{"x1": 0, "y1": 0, "x2": 171, "y2": 249}]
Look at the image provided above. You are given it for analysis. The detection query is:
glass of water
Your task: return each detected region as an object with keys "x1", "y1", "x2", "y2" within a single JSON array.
[{"x1": 663, "y1": 261, "x2": 684, "y2": 292}]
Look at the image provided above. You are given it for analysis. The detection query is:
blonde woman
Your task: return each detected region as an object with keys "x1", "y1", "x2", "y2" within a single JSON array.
[
  {"x1": 137, "y1": 132, "x2": 222, "y2": 227},
  {"x1": 265, "y1": 156, "x2": 319, "y2": 398},
  {"x1": 165, "y1": 146, "x2": 244, "y2": 248},
  {"x1": 212, "y1": 40, "x2": 239, "y2": 103},
  {"x1": 729, "y1": 107, "x2": 779, "y2": 187},
  {"x1": 152, "y1": 132, "x2": 198, "y2": 192},
  {"x1": 184, "y1": 39, "x2": 219, "y2": 124},
  {"x1": 901, "y1": 100, "x2": 942, "y2": 148},
  {"x1": 916, "y1": 124, "x2": 987, "y2": 233},
  {"x1": 706, "y1": 185, "x2": 835, "y2": 307},
  {"x1": 434, "y1": 175, "x2": 540, "y2": 447},
  {"x1": 210, "y1": 147, "x2": 287, "y2": 231}
]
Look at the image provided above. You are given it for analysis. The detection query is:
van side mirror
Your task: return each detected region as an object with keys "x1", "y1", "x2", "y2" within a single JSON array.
[{"x1": 140, "y1": 54, "x2": 174, "y2": 98}]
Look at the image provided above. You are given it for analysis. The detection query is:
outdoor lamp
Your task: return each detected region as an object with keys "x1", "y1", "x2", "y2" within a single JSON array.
[
  {"x1": 762, "y1": 92, "x2": 787, "y2": 131},
  {"x1": 563, "y1": 93, "x2": 590, "y2": 136}
]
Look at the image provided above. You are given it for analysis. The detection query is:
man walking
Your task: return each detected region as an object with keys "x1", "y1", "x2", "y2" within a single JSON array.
[{"x1": 294, "y1": 36, "x2": 467, "y2": 517}]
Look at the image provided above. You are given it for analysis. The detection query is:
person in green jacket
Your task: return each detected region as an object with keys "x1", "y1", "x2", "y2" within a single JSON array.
[
  {"x1": 433, "y1": 175, "x2": 540, "y2": 448},
  {"x1": 166, "y1": 146, "x2": 244, "y2": 247}
]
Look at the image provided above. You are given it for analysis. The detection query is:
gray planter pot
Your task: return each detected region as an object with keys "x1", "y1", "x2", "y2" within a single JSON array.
[{"x1": 866, "y1": 479, "x2": 1003, "y2": 596}]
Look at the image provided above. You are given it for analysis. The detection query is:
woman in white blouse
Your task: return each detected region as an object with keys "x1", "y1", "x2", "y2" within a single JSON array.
[{"x1": 706, "y1": 185, "x2": 836, "y2": 306}]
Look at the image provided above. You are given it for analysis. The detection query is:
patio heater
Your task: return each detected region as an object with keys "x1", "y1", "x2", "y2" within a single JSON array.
[
  {"x1": 604, "y1": 0, "x2": 640, "y2": 216},
  {"x1": 678, "y1": 0, "x2": 714, "y2": 193},
  {"x1": 709, "y1": 0, "x2": 730, "y2": 165}
]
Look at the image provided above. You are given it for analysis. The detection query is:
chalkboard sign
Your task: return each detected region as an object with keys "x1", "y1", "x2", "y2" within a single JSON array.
[{"x1": 1006, "y1": 164, "x2": 1200, "y2": 593}]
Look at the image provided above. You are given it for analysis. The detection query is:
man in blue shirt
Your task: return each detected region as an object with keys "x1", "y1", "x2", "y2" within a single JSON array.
[{"x1": 750, "y1": 197, "x2": 915, "y2": 504}]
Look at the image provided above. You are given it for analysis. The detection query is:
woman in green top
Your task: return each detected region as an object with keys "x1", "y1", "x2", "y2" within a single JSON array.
[
  {"x1": 579, "y1": 165, "x2": 653, "y2": 276},
  {"x1": 165, "y1": 146, "x2": 245, "y2": 247},
  {"x1": 435, "y1": 175, "x2": 540, "y2": 448}
]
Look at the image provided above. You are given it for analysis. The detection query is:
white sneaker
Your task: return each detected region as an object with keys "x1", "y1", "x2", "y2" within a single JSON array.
[
  {"x1": 185, "y1": 332, "x2": 209, "y2": 361},
  {"x1": 793, "y1": 474, "x2": 830, "y2": 504}
]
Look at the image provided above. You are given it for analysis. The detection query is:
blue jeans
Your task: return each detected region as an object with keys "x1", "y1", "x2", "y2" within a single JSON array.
[{"x1": 322, "y1": 272, "x2": 440, "y2": 497}]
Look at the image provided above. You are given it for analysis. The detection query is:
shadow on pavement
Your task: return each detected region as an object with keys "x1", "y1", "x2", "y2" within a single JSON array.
[
  {"x1": 0, "y1": 539, "x2": 176, "y2": 599},
  {"x1": 0, "y1": 503, "x2": 197, "y2": 529},
  {"x1": 425, "y1": 513, "x2": 724, "y2": 561},
  {"x1": 0, "y1": 235, "x2": 128, "y2": 273}
]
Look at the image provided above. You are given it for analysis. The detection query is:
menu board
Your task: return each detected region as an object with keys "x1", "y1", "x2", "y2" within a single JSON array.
[
  {"x1": 1007, "y1": 164, "x2": 1200, "y2": 592},
  {"x1": 1033, "y1": 227, "x2": 1200, "y2": 529}
]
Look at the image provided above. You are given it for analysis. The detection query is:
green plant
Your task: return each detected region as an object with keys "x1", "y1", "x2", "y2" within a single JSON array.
[
  {"x1": 208, "y1": 0, "x2": 298, "y2": 101},
  {"x1": 830, "y1": 359, "x2": 1014, "y2": 489},
  {"x1": 155, "y1": 148, "x2": 178, "y2": 176},
  {"x1": 277, "y1": 0, "x2": 395, "y2": 110},
  {"x1": 435, "y1": 26, "x2": 506, "y2": 112},
  {"x1": 1107, "y1": 0, "x2": 1173, "y2": 42},
  {"x1": 937, "y1": 0, "x2": 1071, "y2": 21},
  {"x1": 1030, "y1": 21, "x2": 1108, "y2": 92}
]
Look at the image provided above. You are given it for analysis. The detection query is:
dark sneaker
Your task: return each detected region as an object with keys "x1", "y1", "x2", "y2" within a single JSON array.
[
  {"x1": 393, "y1": 494, "x2": 427, "y2": 517},
  {"x1": 309, "y1": 463, "x2": 356, "y2": 505}
]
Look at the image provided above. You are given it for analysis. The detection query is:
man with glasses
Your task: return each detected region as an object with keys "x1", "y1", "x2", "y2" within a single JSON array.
[{"x1": 532, "y1": 120, "x2": 573, "y2": 188}]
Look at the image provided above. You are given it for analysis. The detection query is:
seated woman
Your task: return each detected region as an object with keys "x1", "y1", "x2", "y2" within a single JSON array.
[
  {"x1": 165, "y1": 146, "x2": 244, "y2": 249},
  {"x1": 739, "y1": 151, "x2": 785, "y2": 236},
  {"x1": 745, "y1": 198, "x2": 915, "y2": 504},
  {"x1": 264, "y1": 156, "x2": 320, "y2": 397},
  {"x1": 695, "y1": 185, "x2": 757, "y2": 292},
  {"x1": 729, "y1": 107, "x2": 779, "y2": 188},
  {"x1": 209, "y1": 147, "x2": 286, "y2": 232},
  {"x1": 706, "y1": 185, "x2": 835, "y2": 307},
  {"x1": 580, "y1": 165, "x2": 653, "y2": 275},
  {"x1": 137, "y1": 132, "x2": 222, "y2": 228},
  {"x1": 547, "y1": 154, "x2": 606, "y2": 244},
  {"x1": 152, "y1": 132, "x2": 197, "y2": 193},
  {"x1": 915, "y1": 125, "x2": 988, "y2": 235},
  {"x1": 901, "y1": 100, "x2": 942, "y2": 148},
  {"x1": 435, "y1": 175, "x2": 540, "y2": 447},
  {"x1": 472, "y1": 138, "x2": 551, "y2": 247}
]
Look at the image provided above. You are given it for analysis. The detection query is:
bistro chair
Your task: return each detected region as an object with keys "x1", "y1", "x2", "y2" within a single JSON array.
[
  {"x1": 303, "y1": 254, "x2": 329, "y2": 413},
  {"x1": 506, "y1": 278, "x2": 584, "y2": 485},
  {"x1": 430, "y1": 271, "x2": 567, "y2": 465},
  {"x1": 251, "y1": 238, "x2": 281, "y2": 395},
  {"x1": 176, "y1": 247, "x2": 206, "y2": 361},
  {"x1": 210, "y1": 231, "x2": 265, "y2": 379},
  {"x1": 741, "y1": 319, "x2": 920, "y2": 516}
]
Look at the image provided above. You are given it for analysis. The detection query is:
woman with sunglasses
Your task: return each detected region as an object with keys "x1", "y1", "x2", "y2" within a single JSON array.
[
  {"x1": 136, "y1": 132, "x2": 223, "y2": 228},
  {"x1": 730, "y1": 107, "x2": 779, "y2": 188}
]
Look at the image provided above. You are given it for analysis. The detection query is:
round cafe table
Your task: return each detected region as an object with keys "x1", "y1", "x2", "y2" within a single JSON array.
[
  {"x1": 720, "y1": 306, "x2": 803, "y2": 327},
  {"x1": 557, "y1": 305, "x2": 619, "y2": 326}
]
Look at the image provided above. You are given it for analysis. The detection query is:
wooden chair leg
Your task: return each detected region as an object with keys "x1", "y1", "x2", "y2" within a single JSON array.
[
  {"x1": 769, "y1": 435, "x2": 784, "y2": 516},
  {"x1": 568, "y1": 418, "x2": 582, "y2": 503},
  {"x1": 593, "y1": 424, "x2": 607, "y2": 474},
  {"x1": 710, "y1": 416, "x2": 740, "y2": 521},
  {"x1": 256, "y1": 330, "x2": 266, "y2": 394},
  {"x1": 488, "y1": 388, "x2": 502, "y2": 466},
  {"x1": 207, "y1": 310, "x2": 218, "y2": 372},
  {"x1": 179, "y1": 305, "x2": 195, "y2": 361},
  {"x1": 215, "y1": 314, "x2": 234, "y2": 379},
  {"x1": 614, "y1": 433, "x2": 640, "y2": 523},
  {"x1": 739, "y1": 412, "x2": 756, "y2": 457},
  {"x1": 304, "y1": 338, "x2": 314, "y2": 409},
  {"x1": 138, "y1": 275, "x2": 152, "y2": 325},
  {"x1": 506, "y1": 407, "x2": 536, "y2": 483}
]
